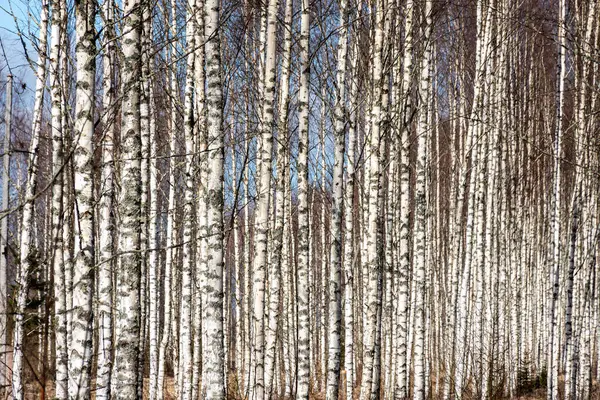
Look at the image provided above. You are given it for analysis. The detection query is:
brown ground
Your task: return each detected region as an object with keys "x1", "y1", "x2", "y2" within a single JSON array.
[{"x1": 15, "y1": 378, "x2": 600, "y2": 399}]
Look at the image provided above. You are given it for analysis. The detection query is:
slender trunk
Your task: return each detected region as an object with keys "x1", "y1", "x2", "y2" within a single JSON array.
[
  {"x1": 157, "y1": 0, "x2": 180, "y2": 394},
  {"x1": 455, "y1": 1, "x2": 488, "y2": 394},
  {"x1": 146, "y1": 2, "x2": 161, "y2": 397},
  {"x1": 395, "y1": 1, "x2": 413, "y2": 397},
  {"x1": 179, "y1": 1, "x2": 197, "y2": 397},
  {"x1": 342, "y1": 26, "x2": 361, "y2": 400},
  {"x1": 0, "y1": 73, "x2": 11, "y2": 391},
  {"x1": 564, "y1": 192, "x2": 580, "y2": 400},
  {"x1": 296, "y1": 0, "x2": 312, "y2": 395},
  {"x1": 137, "y1": 0, "x2": 153, "y2": 392},
  {"x1": 11, "y1": 2, "x2": 48, "y2": 397},
  {"x1": 112, "y1": 0, "x2": 142, "y2": 395},
  {"x1": 192, "y1": 0, "x2": 206, "y2": 395},
  {"x1": 96, "y1": 0, "x2": 116, "y2": 397},
  {"x1": 253, "y1": 0, "x2": 279, "y2": 395},
  {"x1": 264, "y1": 0, "x2": 292, "y2": 393},
  {"x1": 202, "y1": 0, "x2": 226, "y2": 395},
  {"x1": 412, "y1": 2, "x2": 432, "y2": 398},
  {"x1": 360, "y1": 0, "x2": 385, "y2": 397},
  {"x1": 548, "y1": 0, "x2": 566, "y2": 397},
  {"x1": 96, "y1": 1, "x2": 115, "y2": 399},
  {"x1": 325, "y1": 0, "x2": 349, "y2": 397},
  {"x1": 70, "y1": 0, "x2": 97, "y2": 391},
  {"x1": 276, "y1": 1, "x2": 294, "y2": 393}
]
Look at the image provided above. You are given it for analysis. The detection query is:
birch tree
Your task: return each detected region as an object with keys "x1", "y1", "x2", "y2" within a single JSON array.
[
  {"x1": 179, "y1": 0, "x2": 197, "y2": 397},
  {"x1": 548, "y1": 0, "x2": 567, "y2": 397},
  {"x1": 0, "y1": 72, "x2": 12, "y2": 393},
  {"x1": 325, "y1": 0, "x2": 350, "y2": 396},
  {"x1": 96, "y1": 0, "x2": 115, "y2": 397},
  {"x1": 11, "y1": 2, "x2": 48, "y2": 396},
  {"x1": 202, "y1": 0, "x2": 226, "y2": 395},
  {"x1": 252, "y1": 0, "x2": 279, "y2": 395},
  {"x1": 112, "y1": 0, "x2": 142, "y2": 396},
  {"x1": 69, "y1": 0, "x2": 97, "y2": 393},
  {"x1": 296, "y1": 0, "x2": 312, "y2": 396},
  {"x1": 412, "y1": 0, "x2": 433, "y2": 398},
  {"x1": 360, "y1": 0, "x2": 385, "y2": 397},
  {"x1": 3, "y1": 0, "x2": 600, "y2": 398}
]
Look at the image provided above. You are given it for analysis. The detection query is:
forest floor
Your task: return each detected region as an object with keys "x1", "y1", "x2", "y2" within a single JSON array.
[
  {"x1": 21, "y1": 377, "x2": 178, "y2": 399},
  {"x1": 18, "y1": 379, "x2": 600, "y2": 399}
]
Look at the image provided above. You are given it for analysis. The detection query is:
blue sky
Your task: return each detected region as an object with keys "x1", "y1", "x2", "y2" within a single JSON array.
[{"x1": 0, "y1": 0, "x2": 38, "y2": 103}]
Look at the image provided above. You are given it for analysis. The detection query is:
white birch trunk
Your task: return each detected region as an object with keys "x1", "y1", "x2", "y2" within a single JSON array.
[
  {"x1": 360, "y1": 0, "x2": 385, "y2": 397},
  {"x1": 0, "y1": 73, "x2": 11, "y2": 392},
  {"x1": 96, "y1": 0, "x2": 115, "y2": 397},
  {"x1": 343, "y1": 28, "x2": 361, "y2": 400},
  {"x1": 564, "y1": 193, "x2": 580, "y2": 400},
  {"x1": 203, "y1": 0, "x2": 227, "y2": 395},
  {"x1": 253, "y1": 0, "x2": 279, "y2": 395},
  {"x1": 297, "y1": 0, "x2": 312, "y2": 396},
  {"x1": 179, "y1": 0, "x2": 197, "y2": 397},
  {"x1": 276, "y1": 1, "x2": 294, "y2": 393},
  {"x1": 325, "y1": 0, "x2": 349, "y2": 396},
  {"x1": 69, "y1": 0, "x2": 96, "y2": 391},
  {"x1": 11, "y1": 3, "x2": 48, "y2": 397},
  {"x1": 548, "y1": 0, "x2": 566, "y2": 397},
  {"x1": 146, "y1": 2, "x2": 161, "y2": 397},
  {"x1": 192, "y1": 1, "x2": 206, "y2": 395},
  {"x1": 412, "y1": 1, "x2": 432, "y2": 398},
  {"x1": 395, "y1": 3, "x2": 413, "y2": 397},
  {"x1": 112, "y1": 0, "x2": 142, "y2": 396}
]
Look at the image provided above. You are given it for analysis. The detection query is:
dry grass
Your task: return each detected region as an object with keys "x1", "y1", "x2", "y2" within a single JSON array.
[{"x1": 16, "y1": 378, "x2": 600, "y2": 400}]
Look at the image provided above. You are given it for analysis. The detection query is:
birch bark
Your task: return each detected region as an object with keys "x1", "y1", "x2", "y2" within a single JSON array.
[
  {"x1": 96, "y1": 0, "x2": 116, "y2": 397},
  {"x1": 70, "y1": 2, "x2": 97, "y2": 393},
  {"x1": 325, "y1": 0, "x2": 349, "y2": 396},
  {"x1": 253, "y1": 0, "x2": 279, "y2": 395},
  {"x1": 297, "y1": 0, "x2": 312, "y2": 396},
  {"x1": 11, "y1": 3, "x2": 48, "y2": 397},
  {"x1": 146, "y1": 2, "x2": 161, "y2": 397},
  {"x1": 276, "y1": 1, "x2": 294, "y2": 393},
  {"x1": 395, "y1": 2, "x2": 413, "y2": 397},
  {"x1": 548, "y1": 0, "x2": 566, "y2": 397},
  {"x1": 343, "y1": 27, "x2": 361, "y2": 400},
  {"x1": 412, "y1": 1, "x2": 432, "y2": 398},
  {"x1": 113, "y1": 0, "x2": 142, "y2": 395},
  {"x1": 0, "y1": 73, "x2": 11, "y2": 393},
  {"x1": 360, "y1": 0, "x2": 385, "y2": 397},
  {"x1": 179, "y1": 0, "x2": 197, "y2": 397},
  {"x1": 203, "y1": 0, "x2": 227, "y2": 395}
]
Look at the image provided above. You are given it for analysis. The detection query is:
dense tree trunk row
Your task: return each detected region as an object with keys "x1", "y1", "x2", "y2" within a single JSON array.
[{"x1": 0, "y1": 0, "x2": 599, "y2": 398}]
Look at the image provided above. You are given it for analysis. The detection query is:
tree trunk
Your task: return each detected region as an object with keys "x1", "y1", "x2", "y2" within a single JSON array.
[
  {"x1": 202, "y1": 0, "x2": 227, "y2": 395},
  {"x1": 548, "y1": 0, "x2": 566, "y2": 397},
  {"x1": 325, "y1": 0, "x2": 349, "y2": 396},
  {"x1": 112, "y1": 0, "x2": 142, "y2": 395},
  {"x1": 253, "y1": 0, "x2": 279, "y2": 395},
  {"x1": 0, "y1": 73, "x2": 11, "y2": 392},
  {"x1": 96, "y1": 0, "x2": 116, "y2": 397},
  {"x1": 296, "y1": 0, "x2": 312, "y2": 395},
  {"x1": 11, "y1": 2, "x2": 48, "y2": 397}
]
